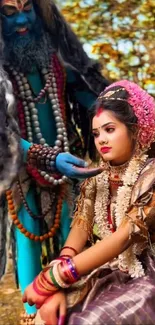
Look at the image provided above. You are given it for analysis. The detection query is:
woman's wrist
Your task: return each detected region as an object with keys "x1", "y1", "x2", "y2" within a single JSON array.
[
  {"x1": 58, "y1": 263, "x2": 68, "y2": 282},
  {"x1": 33, "y1": 267, "x2": 58, "y2": 297},
  {"x1": 38, "y1": 257, "x2": 81, "y2": 296},
  {"x1": 32, "y1": 256, "x2": 80, "y2": 297},
  {"x1": 60, "y1": 246, "x2": 78, "y2": 256}
]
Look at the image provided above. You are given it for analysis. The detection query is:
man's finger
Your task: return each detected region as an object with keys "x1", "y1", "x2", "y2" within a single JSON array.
[
  {"x1": 73, "y1": 166, "x2": 104, "y2": 178},
  {"x1": 66, "y1": 155, "x2": 86, "y2": 168},
  {"x1": 56, "y1": 152, "x2": 87, "y2": 168}
]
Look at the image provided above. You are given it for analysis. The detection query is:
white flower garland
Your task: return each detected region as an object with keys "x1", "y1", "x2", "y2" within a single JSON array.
[
  {"x1": 95, "y1": 170, "x2": 110, "y2": 239},
  {"x1": 115, "y1": 153, "x2": 148, "y2": 228},
  {"x1": 95, "y1": 153, "x2": 148, "y2": 278}
]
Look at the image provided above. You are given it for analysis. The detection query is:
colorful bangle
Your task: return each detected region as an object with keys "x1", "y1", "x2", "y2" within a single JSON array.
[
  {"x1": 52, "y1": 263, "x2": 70, "y2": 288},
  {"x1": 37, "y1": 272, "x2": 56, "y2": 292},
  {"x1": 41, "y1": 271, "x2": 55, "y2": 287},
  {"x1": 66, "y1": 258, "x2": 79, "y2": 280},
  {"x1": 60, "y1": 255, "x2": 72, "y2": 259},
  {"x1": 60, "y1": 261, "x2": 75, "y2": 284},
  {"x1": 60, "y1": 246, "x2": 78, "y2": 255},
  {"x1": 49, "y1": 258, "x2": 64, "y2": 266},
  {"x1": 33, "y1": 278, "x2": 53, "y2": 297},
  {"x1": 36, "y1": 272, "x2": 57, "y2": 292},
  {"x1": 49, "y1": 267, "x2": 61, "y2": 289}
]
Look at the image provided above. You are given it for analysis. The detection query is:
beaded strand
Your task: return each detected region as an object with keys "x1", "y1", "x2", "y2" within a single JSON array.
[
  {"x1": 6, "y1": 186, "x2": 65, "y2": 242},
  {"x1": 16, "y1": 180, "x2": 55, "y2": 220}
]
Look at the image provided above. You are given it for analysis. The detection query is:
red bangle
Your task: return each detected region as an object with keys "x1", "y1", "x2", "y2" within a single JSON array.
[
  {"x1": 33, "y1": 278, "x2": 52, "y2": 297},
  {"x1": 60, "y1": 255, "x2": 72, "y2": 259},
  {"x1": 60, "y1": 246, "x2": 78, "y2": 255}
]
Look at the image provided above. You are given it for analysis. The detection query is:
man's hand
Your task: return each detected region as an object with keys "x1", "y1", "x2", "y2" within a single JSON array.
[{"x1": 55, "y1": 153, "x2": 103, "y2": 179}]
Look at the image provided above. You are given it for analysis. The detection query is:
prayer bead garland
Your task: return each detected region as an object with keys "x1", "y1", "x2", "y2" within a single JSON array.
[
  {"x1": 16, "y1": 180, "x2": 55, "y2": 220},
  {"x1": 6, "y1": 186, "x2": 65, "y2": 241},
  {"x1": 8, "y1": 54, "x2": 69, "y2": 186}
]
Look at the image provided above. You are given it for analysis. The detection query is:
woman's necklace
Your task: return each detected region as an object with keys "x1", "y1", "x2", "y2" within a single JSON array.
[
  {"x1": 95, "y1": 152, "x2": 148, "y2": 277},
  {"x1": 109, "y1": 160, "x2": 129, "y2": 187}
]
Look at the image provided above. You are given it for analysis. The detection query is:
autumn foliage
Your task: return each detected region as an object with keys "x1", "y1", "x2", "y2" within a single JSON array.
[{"x1": 61, "y1": 0, "x2": 155, "y2": 95}]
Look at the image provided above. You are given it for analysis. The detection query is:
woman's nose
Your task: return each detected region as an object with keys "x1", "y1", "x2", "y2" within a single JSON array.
[{"x1": 98, "y1": 137, "x2": 108, "y2": 145}]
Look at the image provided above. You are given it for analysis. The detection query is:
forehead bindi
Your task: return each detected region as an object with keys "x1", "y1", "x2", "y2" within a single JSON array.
[
  {"x1": 1, "y1": 0, "x2": 28, "y2": 10},
  {"x1": 93, "y1": 110, "x2": 120, "y2": 129}
]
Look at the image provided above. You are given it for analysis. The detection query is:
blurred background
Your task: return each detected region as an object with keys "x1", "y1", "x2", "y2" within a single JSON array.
[
  {"x1": 0, "y1": 1, "x2": 154, "y2": 324},
  {"x1": 58, "y1": 0, "x2": 155, "y2": 95}
]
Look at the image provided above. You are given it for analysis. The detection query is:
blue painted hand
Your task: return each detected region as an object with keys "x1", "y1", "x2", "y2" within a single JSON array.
[{"x1": 55, "y1": 153, "x2": 103, "y2": 179}]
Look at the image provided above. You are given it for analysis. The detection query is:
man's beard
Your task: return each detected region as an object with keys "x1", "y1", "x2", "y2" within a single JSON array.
[{"x1": 3, "y1": 18, "x2": 54, "y2": 73}]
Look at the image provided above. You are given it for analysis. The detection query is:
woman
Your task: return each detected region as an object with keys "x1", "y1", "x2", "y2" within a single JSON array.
[{"x1": 23, "y1": 80, "x2": 155, "y2": 325}]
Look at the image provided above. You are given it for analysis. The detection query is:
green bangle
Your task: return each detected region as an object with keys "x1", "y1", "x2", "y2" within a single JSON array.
[{"x1": 49, "y1": 268, "x2": 61, "y2": 289}]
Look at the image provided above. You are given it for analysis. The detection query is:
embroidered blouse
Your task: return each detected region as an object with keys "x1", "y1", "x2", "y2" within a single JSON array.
[{"x1": 71, "y1": 159, "x2": 155, "y2": 278}]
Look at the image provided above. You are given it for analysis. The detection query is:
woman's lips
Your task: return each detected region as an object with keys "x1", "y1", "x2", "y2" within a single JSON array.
[{"x1": 100, "y1": 147, "x2": 111, "y2": 153}]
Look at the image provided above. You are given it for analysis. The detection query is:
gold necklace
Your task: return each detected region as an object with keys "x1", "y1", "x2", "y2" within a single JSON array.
[{"x1": 108, "y1": 160, "x2": 129, "y2": 182}]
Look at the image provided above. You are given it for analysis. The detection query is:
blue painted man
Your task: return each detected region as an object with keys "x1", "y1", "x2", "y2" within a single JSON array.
[{"x1": 0, "y1": 0, "x2": 108, "y2": 322}]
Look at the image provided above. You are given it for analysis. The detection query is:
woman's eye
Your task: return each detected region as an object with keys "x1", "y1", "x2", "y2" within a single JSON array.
[
  {"x1": 92, "y1": 132, "x2": 99, "y2": 138},
  {"x1": 106, "y1": 128, "x2": 114, "y2": 133}
]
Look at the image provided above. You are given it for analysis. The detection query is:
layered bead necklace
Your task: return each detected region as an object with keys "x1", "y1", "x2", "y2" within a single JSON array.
[
  {"x1": 8, "y1": 54, "x2": 69, "y2": 186},
  {"x1": 6, "y1": 54, "x2": 71, "y2": 240}
]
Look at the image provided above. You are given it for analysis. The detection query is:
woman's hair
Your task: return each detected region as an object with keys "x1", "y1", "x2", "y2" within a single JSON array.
[{"x1": 88, "y1": 86, "x2": 138, "y2": 161}]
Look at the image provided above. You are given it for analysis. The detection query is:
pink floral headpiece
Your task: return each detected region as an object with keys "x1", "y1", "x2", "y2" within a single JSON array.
[{"x1": 102, "y1": 80, "x2": 155, "y2": 150}]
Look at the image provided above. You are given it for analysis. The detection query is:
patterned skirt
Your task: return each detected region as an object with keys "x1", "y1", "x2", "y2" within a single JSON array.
[{"x1": 67, "y1": 252, "x2": 155, "y2": 325}]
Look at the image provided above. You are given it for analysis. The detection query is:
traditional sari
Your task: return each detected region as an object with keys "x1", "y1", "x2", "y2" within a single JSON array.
[
  {"x1": 35, "y1": 79, "x2": 155, "y2": 325},
  {"x1": 63, "y1": 158, "x2": 155, "y2": 325}
]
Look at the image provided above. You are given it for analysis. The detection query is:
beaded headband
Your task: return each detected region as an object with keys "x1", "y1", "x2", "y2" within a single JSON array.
[
  {"x1": 99, "y1": 80, "x2": 155, "y2": 150},
  {"x1": 98, "y1": 88, "x2": 127, "y2": 102}
]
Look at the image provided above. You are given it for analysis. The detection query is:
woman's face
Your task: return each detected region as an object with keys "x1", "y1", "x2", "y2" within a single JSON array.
[{"x1": 92, "y1": 110, "x2": 134, "y2": 165}]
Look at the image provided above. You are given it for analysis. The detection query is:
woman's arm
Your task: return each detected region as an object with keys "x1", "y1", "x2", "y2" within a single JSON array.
[
  {"x1": 72, "y1": 221, "x2": 131, "y2": 275},
  {"x1": 60, "y1": 178, "x2": 96, "y2": 257},
  {"x1": 60, "y1": 223, "x2": 89, "y2": 258}
]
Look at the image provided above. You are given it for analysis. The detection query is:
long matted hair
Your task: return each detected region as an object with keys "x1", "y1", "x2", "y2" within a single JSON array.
[
  {"x1": 33, "y1": 0, "x2": 108, "y2": 93},
  {"x1": 0, "y1": 22, "x2": 21, "y2": 278}
]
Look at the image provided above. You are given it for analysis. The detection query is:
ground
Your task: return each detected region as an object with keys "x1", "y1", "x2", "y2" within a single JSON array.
[{"x1": 0, "y1": 260, "x2": 23, "y2": 325}]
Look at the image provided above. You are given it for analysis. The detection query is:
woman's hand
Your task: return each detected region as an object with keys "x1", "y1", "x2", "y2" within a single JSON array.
[
  {"x1": 22, "y1": 268, "x2": 59, "y2": 309},
  {"x1": 22, "y1": 280, "x2": 53, "y2": 309},
  {"x1": 37, "y1": 291, "x2": 67, "y2": 325}
]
